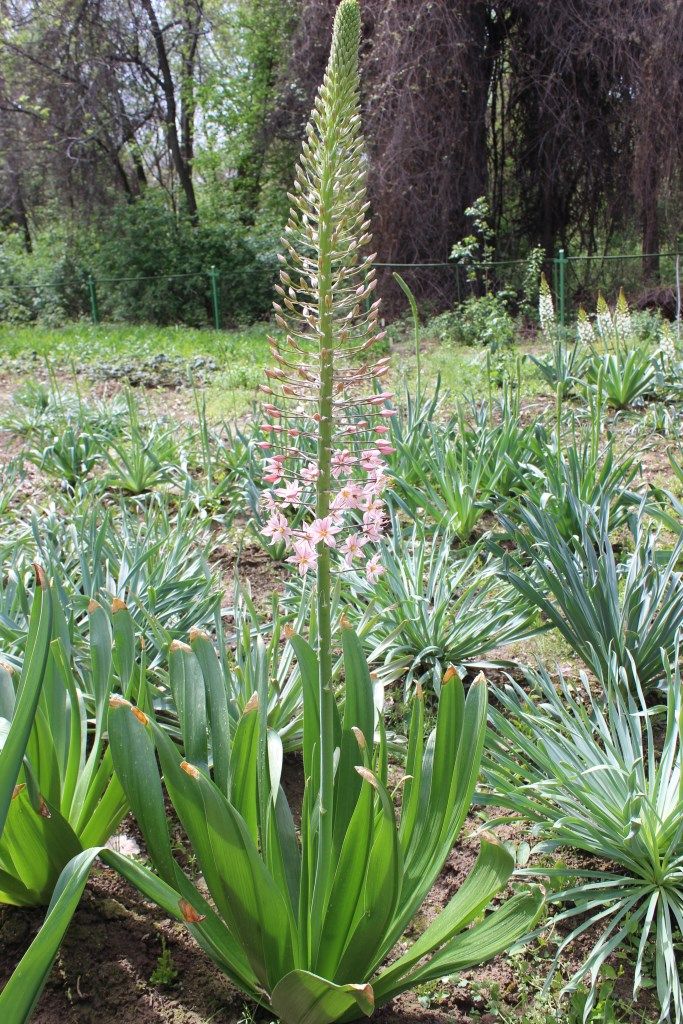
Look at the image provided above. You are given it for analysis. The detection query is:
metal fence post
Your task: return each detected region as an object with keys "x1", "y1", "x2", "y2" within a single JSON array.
[
  {"x1": 209, "y1": 265, "x2": 221, "y2": 330},
  {"x1": 87, "y1": 273, "x2": 99, "y2": 325},
  {"x1": 557, "y1": 248, "x2": 566, "y2": 326}
]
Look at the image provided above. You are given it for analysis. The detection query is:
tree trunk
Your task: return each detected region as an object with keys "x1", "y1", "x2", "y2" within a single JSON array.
[{"x1": 140, "y1": 0, "x2": 199, "y2": 224}]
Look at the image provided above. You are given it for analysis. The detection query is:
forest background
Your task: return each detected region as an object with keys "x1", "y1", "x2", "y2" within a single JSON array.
[{"x1": 1, "y1": 0, "x2": 681, "y2": 326}]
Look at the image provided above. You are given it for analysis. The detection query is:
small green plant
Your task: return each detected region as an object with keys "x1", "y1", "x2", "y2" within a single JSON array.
[
  {"x1": 149, "y1": 938, "x2": 179, "y2": 987},
  {"x1": 104, "y1": 392, "x2": 177, "y2": 495},
  {"x1": 438, "y1": 293, "x2": 517, "y2": 350},
  {"x1": 530, "y1": 337, "x2": 590, "y2": 395},
  {"x1": 28, "y1": 423, "x2": 106, "y2": 488},
  {"x1": 347, "y1": 520, "x2": 537, "y2": 693},
  {"x1": 587, "y1": 346, "x2": 656, "y2": 409},
  {"x1": 0, "y1": 497, "x2": 221, "y2": 668},
  {"x1": 391, "y1": 391, "x2": 534, "y2": 538}
]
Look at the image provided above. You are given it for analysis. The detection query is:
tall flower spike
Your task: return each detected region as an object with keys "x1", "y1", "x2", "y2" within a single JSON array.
[
  {"x1": 615, "y1": 286, "x2": 631, "y2": 339},
  {"x1": 260, "y1": 0, "x2": 392, "y2": 584},
  {"x1": 576, "y1": 306, "x2": 594, "y2": 346},
  {"x1": 596, "y1": 291, "x2": 612, "y2": 340},
  {"x1": 260, "y1": 0, "x2": 392, "y2": 927},
  {"x1": 538, "y1": 272, "x2": 555, "y2": 336}
]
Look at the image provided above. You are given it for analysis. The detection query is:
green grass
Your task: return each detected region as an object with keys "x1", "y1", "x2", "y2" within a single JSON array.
[{"x1": 0, "y1": 322, "x2": 271, "y2": 366}]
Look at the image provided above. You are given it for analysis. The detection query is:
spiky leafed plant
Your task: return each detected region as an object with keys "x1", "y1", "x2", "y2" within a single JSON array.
[{"x1": 0, "y1": 7, "x2": 542, "y2": 1023}]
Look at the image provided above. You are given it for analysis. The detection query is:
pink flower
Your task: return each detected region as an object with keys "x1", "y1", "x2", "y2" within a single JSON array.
[
  {"x1": 305, "y1": 516, "x2": 341, "y2": 548},
  {"x1": 362, "y1": 509, "x2": 384, "y2": 542},
  {"x1": 261, "y1": 513, "x2": 292, "y2": 547},
  {"x1": 300, "y1": 462, "x2": 320, "y2": 485},
  {"x1": 331, "y1": 449, "x2": 357, "y2": 478},
  {"x1": 342, "y1": 532, "x2": 367, "y2": 566},
  {"x1": 365, "y1": 553, "x2": 385, "y2": 583},
  {"x1": 262, "y1": 491, "x2": 278, "y2": 513},
  {"x1": 363, "y1": 475, "x2": 387, "y2": 499},
  {"x1": 287, "y1": 539, "x2": 317, "y2": 576},
  {"x1": 264, "y1": 456, "x2": 285, "y2": 485},
  {"x1": 376, "y1": 442, "x2": 396, "y2": 456},
  {"x1": 331, "y1": 482, "x2": 362, "y2": 511},
  {"x1": 275, "y1": 481, "x2": 302, "y2": 507},
  {"x1": 360, "y1": 449, "x2": 384, "y2": 473}
]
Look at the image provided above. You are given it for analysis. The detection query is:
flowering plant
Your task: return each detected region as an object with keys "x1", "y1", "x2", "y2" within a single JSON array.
[{"x1": 0, "y1": 7, "x2": 543, "y2": 1024}]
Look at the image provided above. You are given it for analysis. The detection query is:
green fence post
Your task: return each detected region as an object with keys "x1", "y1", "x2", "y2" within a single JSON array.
[
  {"x1": 209, "y1": 265, "x2": 221, "y2": 330},
  {"x1": 87, "y1": 273, "x2": 99, "y2": 326},
  {"x1": 557, "y1": 248, "x2": 566, "y2": 326}
]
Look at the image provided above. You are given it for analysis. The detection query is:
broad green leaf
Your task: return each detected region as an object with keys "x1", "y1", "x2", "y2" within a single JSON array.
[
  {"x1": 169, "y1": 640, "x2": 208, "y2": 771},
  {"x1": 270, "y1": 970, "x2": 374, "y2": 1024},
  {"x1": 0, "y1": 573, "x2": 52, "y2": 835},
  {"x1": 374, "y1": 840, "x2": 515, "y2": 998},
  {"x1": 190, "y1": 631, "x2": 231, "y2": 795}
]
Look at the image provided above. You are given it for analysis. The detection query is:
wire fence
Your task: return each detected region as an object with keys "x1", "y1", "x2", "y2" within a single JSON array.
[{"x1": 4, "y1": 246, "x2": 682, "y2": 329}]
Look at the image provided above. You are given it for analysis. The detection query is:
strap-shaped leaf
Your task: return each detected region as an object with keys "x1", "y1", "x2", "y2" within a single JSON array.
[
  {"x1": 270, "y1": 970, "x2": 374, "y2": 1024},
  {"x1": 154, "y1": 722, "x2": 295, "y2": 990},
  {"x1": 108, "y1": 699, "x2": 177, "y2": 883},
  {"x1": 111, "y1": 600, "x2": 136, "y2": 690},
  {"x1": 393, "y1": 888, "x2": 545, "y2": 997},
  {"x1": 0, "y1": 571, "x2": 52, "y2": 836},
  {"x1": 190, "y1": 631, "x2": 231, "y2": 795},
  {"x1": 230, "y1": 697, "x2": 259, "y2": 845},
  {"x1": 315, "y1": 768, "x2": 374, "y2": 977},
  {"x1": 289, "y1": 634, "x2": 319, "y2": 783},
  {"x1": 334, "y1": 769, "x2": 402, "y2": 983},
  {"x1": 1, "y1": 788, "x2": 81, "y2": 905},
  {"x1": 332, "y1": 628, "x2": 374, "y2": 858},
  {"x1": 373, "y1": 840, "x2": 514, "y2": 999},
  {"x1": 169, "y1": 641, "x2": 208, "y2": 771},
  {"x1": 398, "y1": 687, "x2": 424, "y2": 848}
]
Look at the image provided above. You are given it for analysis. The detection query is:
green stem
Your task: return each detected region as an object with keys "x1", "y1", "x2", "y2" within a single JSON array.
[{"x1": 310, "y1": 158, "x2": 335, "y2": 955}]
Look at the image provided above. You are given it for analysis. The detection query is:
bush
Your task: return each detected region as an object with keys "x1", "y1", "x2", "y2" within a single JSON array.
[
  {"x1": 0, "y1": 230, "x2": 88, "y2": 324},
  {"x1": 0, "y1": 194, "x2": 279, "y2": 327},
  {"x1": 89, "y1": 194, "x2": 278, "y2": 326},
  {"x1": 430, "y1": 293, "x2": 517, "y2": 349}
]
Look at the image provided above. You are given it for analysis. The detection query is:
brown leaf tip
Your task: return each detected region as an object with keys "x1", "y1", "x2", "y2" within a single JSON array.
[
  {"x1": 473, "y1": 671, "x2": 487, "y2": 687},
  {"x1": 355, "y1": 766, "x2": 378, "y2": 789},
  {"x1": 0, "y1": 660, "x2": 16, "y2": 676},
  {"x1": 351, "y1": 726, "x2": 366, "y2": 750},
  {"x1": 188, "y1": 628, "x2": 209, "y2": 643},
  {"x1": 352, "y1": 983, "x2": 374, "y2": 1008},
  {"x1": 33, "y1": 563, "x2": 47, "y2": 590},
  {"x1": 243, "y1": 692, "x2": 259, "y2": 714},
  {"x1": 12, "y1": 783, "x2": 26, "y2": 800},
  {"x1": 131, "y1": 706, "x2": 149, "y2": 726},
  {"x1": 180, "y1": 760, "x2": 200, "y2": 779},
  {"x1": 282, "y1": 624, "x2": 295, "y2": 639},
  {"x1": 179, "y1": 898, "x2": 205, "y2": 924},
  {"x1": 87, "y1": 598, "x2": 101, "y2": 615},
  {"x1": 38, "y1": 797, "x2": 51, "y2": 818},
  {"x1": 109, "y1": 695, "x2": 129, "y2": 710},
  {"x1": 170, "y1": 639, "x2": 192, "y2": 653},
  {"x1": 111, "y1": 598, "x2": 127, "y2": 614},
  {"x1": 442, "y1": 665, "x2": 458, "y2": 686}
]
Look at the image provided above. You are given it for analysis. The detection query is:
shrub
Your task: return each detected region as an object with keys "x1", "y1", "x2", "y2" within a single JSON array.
[{"x1": 430, "y1": 293, "x2": 517, "y2": 350}]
